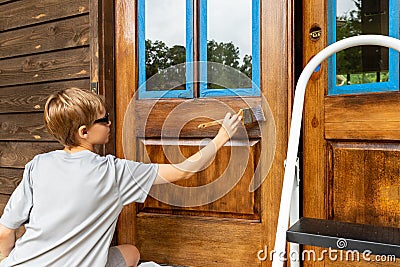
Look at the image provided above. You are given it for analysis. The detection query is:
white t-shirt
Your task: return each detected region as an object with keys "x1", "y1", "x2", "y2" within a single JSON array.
[{"x1": 0, "y1": 150, "x2": 158, "y2": 266}]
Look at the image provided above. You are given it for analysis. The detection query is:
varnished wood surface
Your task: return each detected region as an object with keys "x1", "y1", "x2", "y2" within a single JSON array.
[
  {"x1": 115, "y1": 0, "x2": 138, "y2": 246},
  {"x1": 0, "y1": 113, "x2": 54, "y2": 141},
  {"x1": 135, "y1": 98, "x2": 262, "y2": 138},
  {"x1": 138, "y1": 139, "x2": 261, "y2": 220},
  {"x1": 0, "y1": 141, "x2": 62, "y2": 168},
  {"x1": 0, "y1": 15, "x2": 90, "y2": 59},
  {"x1": 302, "y1": 0, "x2": 328, "y2": 221},
  {"x1": 324, "y1": 146, "x2": 400, "y2": 267},
  {"x1": 302, "y1": 1, "x2": 329, "y2": 266},
  {"x1": 0, "y1": 47, "x2": 90, "y2": 87},
  {"x1": 0, "y1": 79, "x2": 89, "y2": 113},
  {"x1": 326, "y1": 143, "x2": 400, "y2": 266},
  {"x1": 137, "y1": 214, "x2": 261, "y2": 266},
  {"x1": 114, "y1": 0, "x2": 293, "y2": 265},
  {"x1": 303, "y1": 1, "x2": 400, "y2": 266},
  {"x1": 260, "y1": 0, "x2": 293, "y2": 266},
  {"x1": 0, "y1": 0, "x2": 89, "y2": 31},
  {"x1": 329, "y1": 142, "x2": 400, "y2": 226},
  {"x1": 325, "y1": 93, "x2": 400, "y2": 140}
]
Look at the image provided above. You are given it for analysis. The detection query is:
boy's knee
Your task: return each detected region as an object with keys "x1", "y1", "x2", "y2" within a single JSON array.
[{"x1": 117, "y1": 244, "x2": 140, "y2": 267}]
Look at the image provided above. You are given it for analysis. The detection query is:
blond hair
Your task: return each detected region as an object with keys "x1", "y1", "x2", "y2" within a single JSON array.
[{"x1": 44, "y1": 88, "x2": 105, "y2": 147}]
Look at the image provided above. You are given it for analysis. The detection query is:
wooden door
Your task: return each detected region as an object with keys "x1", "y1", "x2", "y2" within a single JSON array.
[
  {"x1": 114, "y1": 0, "x2": 295, "y2": 266},
  {"x1": 303, "y1": 0, "x2": 400, "y2": 266}
]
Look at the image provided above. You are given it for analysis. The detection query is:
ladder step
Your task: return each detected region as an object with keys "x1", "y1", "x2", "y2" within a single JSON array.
[{"x1": 287, "y1": 217, "x2": 400, "y2": 257}]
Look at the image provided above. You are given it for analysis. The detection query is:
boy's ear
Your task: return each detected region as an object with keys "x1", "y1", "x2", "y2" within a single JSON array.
[{"x1": 78, "y1": 125, "x2": 88, "y2": 139}]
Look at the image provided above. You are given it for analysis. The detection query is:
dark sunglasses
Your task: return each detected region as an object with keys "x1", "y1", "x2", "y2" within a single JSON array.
[{"x1": 93, "y1": 112, "x2": 110, "y2": 124}]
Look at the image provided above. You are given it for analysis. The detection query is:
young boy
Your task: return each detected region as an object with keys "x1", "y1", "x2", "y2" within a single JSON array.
[{"x1": 0, "y1": 88, "x2": 242, "y2": 267}]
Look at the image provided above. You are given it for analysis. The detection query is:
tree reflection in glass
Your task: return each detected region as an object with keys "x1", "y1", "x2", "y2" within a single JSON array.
[
  {"x1": 145, "y1": 0, "x2": 186, "y2": 91},
  {"x1": 336, "y1": 0, "x2": 389, "y2": 86},
  {"x1": 143, "y1": 0, "x2": 256, "y2": 92},
  {"x1": 206, "y1": 0, "x2": 253, "y2": 89}
]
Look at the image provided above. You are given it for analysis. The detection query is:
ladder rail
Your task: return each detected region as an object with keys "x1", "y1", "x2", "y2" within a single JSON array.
[
  {"x1": 272, "y1": 35, "x2": 400, "y2": 267},
  {"x1": 289, "y1": 158, "x2": 300, "y2": 267}
]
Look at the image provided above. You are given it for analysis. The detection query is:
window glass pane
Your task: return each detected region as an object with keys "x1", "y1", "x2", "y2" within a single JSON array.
[
  {"x1": 207, "y1": 0, "x2": 253, "y2": 89},
  {"x1": 336, "y1": 0, "x2": 389, "y2": 86},
  {"x1": 145, "y1": 0, "x2": 186, "y2": 91}
]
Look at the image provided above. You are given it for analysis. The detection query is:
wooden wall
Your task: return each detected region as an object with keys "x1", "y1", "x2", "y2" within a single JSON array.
[{"x1": 0, "y1": 0, "x2": 93, "y2": 214}]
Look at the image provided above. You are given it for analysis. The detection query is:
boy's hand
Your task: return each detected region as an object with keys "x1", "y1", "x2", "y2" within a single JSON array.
[{"x1": 217, "y1": 112, "x2": 243, "y2": 142}]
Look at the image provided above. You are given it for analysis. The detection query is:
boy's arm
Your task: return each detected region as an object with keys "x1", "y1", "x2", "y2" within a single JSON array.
[
  {"x1": 154, "y1": 112, "x2": 242, "y2": 184},
  {"x1": 0, "y1": 224, "x2": 16, "y2": 257}
]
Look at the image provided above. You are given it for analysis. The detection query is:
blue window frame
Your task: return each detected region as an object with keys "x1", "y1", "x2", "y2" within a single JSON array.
[
  {"x1": 138, "y1": 0, "x2": 194, "y2": 98},
  {"x1": 328, "y1": 0, "x2": 399, "y2": 95},
  {"x1": 138, "y1": 0, "x2": 260, "y2": 99},
  {"x1": 199, "y1": 0, "x2": 260, "y2": 97}
]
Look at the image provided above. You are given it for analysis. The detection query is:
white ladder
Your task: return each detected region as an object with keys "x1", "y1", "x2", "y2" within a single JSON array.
[{"x1": 272, "y1": 35, "x2": 400, "y2": 267}]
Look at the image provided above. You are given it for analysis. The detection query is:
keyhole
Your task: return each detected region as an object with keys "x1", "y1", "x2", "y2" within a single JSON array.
[{"x1": 309, "y1": 25, "x2": 322, "y2": 41}]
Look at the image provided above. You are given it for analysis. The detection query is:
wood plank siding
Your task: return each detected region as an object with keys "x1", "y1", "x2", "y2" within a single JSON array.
[
  {"x1": 0, "y1": 0, "x2": 94, "y2": 214},
  {"x1": 0, "y1": 0, "x2": 89, "y2": 31}
]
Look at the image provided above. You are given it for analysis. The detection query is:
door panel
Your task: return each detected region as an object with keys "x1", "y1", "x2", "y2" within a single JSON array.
[
  {"x1": 138, "y1": 139, "x2": 261, "y2": 220},
  {"x1": 136, "y1": 215, "x2": 261, "y2": 266},
  {"x1": 329, "y1": 142, "x2": 400, "y2": 226},
  {"x1": 136, "y1": 139, "x2": 262, "y2": 266},
  {"x1": 303, "y1": 0, "x2": 400, "y2": 266},
  {"x1": 325, "y1": 93, "x2": 400, "y2": 140},
  {"x1": 134, "y1": 98, "x2": 262, "y2": 138}
]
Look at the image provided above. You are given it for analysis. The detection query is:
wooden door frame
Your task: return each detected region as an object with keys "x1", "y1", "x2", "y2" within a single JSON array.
[
  {"x1": 90, "y1": 0, "x2": 116, "y2": 156},
  {"x1": 114, "y1": 1, "x2": 295, "y2": 265},
  {"x1": 114, "y1": 0, "x2": 139, "y2": 245},
  {"x1": 302, "y1": 0, "x2": 329, "y2": 221}
]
